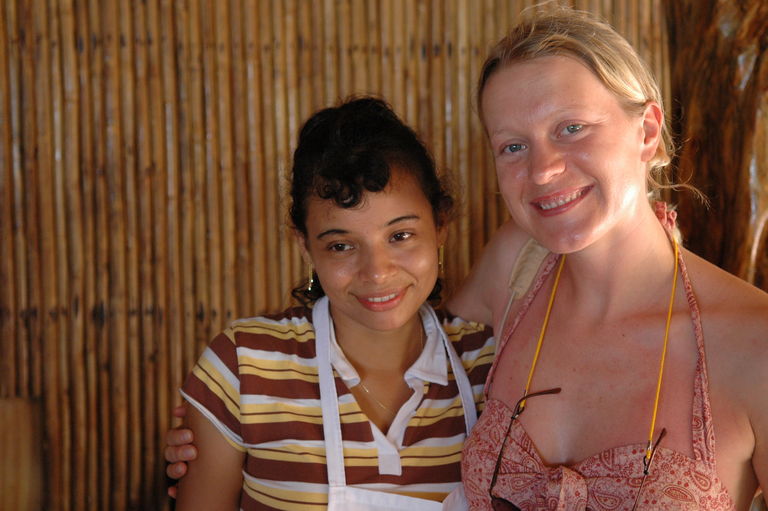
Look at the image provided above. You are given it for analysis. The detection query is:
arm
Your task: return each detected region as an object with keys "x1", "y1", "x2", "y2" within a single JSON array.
[
  {"x1": 446, "y1": 218, "x2": 531, "y2": 326},
  {"x1": 175, "y1": 403, "x2": 244, "y2": 510},
  {"x1": 746, "y1": 315, "x2": 768, "y2": 502}
]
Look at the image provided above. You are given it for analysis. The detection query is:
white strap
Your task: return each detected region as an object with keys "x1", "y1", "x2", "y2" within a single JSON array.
[
  {"x1": 314, "y1": 297, "x2": 347, "y2": 487},
  {"x1": 423, "y1": 306, "x2": 477, "y2": 434}
]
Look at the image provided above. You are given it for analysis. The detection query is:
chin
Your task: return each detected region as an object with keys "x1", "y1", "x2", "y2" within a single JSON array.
[{"x1": 533, "y1": 225, "x2": 603, "y2": 255}]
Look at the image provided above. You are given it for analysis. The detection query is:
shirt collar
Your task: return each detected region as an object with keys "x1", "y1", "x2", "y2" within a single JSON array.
[{"x1": 329, "y1": 304, "x2": 448, "y2": 386}]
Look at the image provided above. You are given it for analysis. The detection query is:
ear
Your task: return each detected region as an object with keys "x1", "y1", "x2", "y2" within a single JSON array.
[
  {"x1": 437, "y1": 222, "x2": 449, "y2": 247},
  {"x1": 639, "y1": 101, "x2": 663, "y2": 162},
  {"x1": 294, "y1": 231, "x2": 312, "y2": 266}
]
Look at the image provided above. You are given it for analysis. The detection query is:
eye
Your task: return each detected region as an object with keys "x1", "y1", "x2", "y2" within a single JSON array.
[
  {"x1": 390, "y1": 231, "x2": 413, "y2": 242},
  {"x1": 502, "y1": 143, "x2": 527, "y2": 154},
  {"x1": 561, "y1": 123, "x2": 583, "y2": 135},
  {"x1": 327, "y1": 242, "x2": 353, "y2": 252}
]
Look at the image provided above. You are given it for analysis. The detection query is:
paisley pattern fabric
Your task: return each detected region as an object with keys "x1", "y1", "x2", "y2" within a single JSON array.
[{"x1": 461, "y1": 207, "x2": 735, "y2": 510}]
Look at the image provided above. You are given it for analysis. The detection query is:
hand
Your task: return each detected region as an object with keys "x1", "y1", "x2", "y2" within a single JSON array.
[{"x1": 165, "y1": 405, "x2": 197, "y2": 498}]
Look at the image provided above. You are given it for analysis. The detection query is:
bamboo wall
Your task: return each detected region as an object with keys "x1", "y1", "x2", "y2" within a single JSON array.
[{"x1": 0, "y1": 1, "x2": 715, "y2": 510}]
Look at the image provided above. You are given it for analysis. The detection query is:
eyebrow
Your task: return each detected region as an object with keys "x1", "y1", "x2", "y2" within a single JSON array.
[{"x1": 315, "y1": 214, "x2": 421, "y2": 239}]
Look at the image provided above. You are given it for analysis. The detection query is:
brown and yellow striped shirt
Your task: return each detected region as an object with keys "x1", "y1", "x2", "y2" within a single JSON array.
[{"x1": 181, "y1": 305, "x2": 495, "y2": 510}]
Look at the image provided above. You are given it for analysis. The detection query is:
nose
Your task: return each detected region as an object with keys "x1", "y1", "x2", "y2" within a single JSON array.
[
  {"x1": 359, "y1": 245, "x2": 397, "y2": 283},
  {"x1": 528, "y1": 142, "x2": 565, "y2": 185}
]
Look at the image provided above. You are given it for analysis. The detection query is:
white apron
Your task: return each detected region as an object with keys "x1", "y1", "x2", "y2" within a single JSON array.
[{"x1": 313, "y1": 296, "x2": 474, "y2": 510}]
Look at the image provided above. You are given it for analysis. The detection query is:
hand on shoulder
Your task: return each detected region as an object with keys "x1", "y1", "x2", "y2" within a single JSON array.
[{"x1": 447, "y1": 218, "x2": 535, "y2": 327}]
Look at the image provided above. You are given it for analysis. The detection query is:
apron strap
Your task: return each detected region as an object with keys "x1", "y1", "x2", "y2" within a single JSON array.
[
  {"x1": 423, "y1": 306, "x2": 477, "y2": 434},
  {"x1": 316, "y1": 298, "x2": 478, "y2": 489},
  {"x1": 314, "y1": 297, "x2": 348, "y2": 488}
]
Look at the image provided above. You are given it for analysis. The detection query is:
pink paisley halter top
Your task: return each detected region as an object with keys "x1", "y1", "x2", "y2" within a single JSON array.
[{"x1": 461, "y1": 207, "x2": 735, "y2": 511}]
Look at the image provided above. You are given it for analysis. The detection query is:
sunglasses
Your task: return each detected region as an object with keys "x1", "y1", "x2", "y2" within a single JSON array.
[
  {"x1": 489, "y1": 388, "x2": 561, "y2": 511},
  {"x1": 488, "y1": 388, "x2": 667, "y2": 511}
]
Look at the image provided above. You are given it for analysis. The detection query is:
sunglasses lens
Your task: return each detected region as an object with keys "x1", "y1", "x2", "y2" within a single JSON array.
[{"x1": 491, "y1": 496, "x2": 522, "y2": 511}]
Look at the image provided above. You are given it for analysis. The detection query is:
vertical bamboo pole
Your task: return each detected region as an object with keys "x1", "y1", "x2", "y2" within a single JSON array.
[
  {"x1": 149, "y1": 1, "x2": 174, "y2": 508},
  {"x1": 244, "y1": 0, "x2": 269, "y2": 312},
  {"x1": 322, "y1": 0, "x2": 339, "y2": 104},
  {"x1": 214, "y1": 0, "x2": 237, "y2": 325},
  {"x1": 337, "y1": 0, "x2": 350, "y2": 95},
  {"x1": 85, "y1": 0, "x2": 113, "y2": 507},
  {"x1": 229, "y1": 0, "x2": 253, "y2": 318},
  {"x1": 281, "y1": 0, "x2": 301, "y2": 299},
  {"x1": 31, "y1": 0, "x2": 68, "y2": 507},
  {"x1": 170, "y1": 0, "x2": 192, "y2": 398},
  {"x1": 114, "y1": 1, "x2": 143, "y2": 506},
  {"x1": 184, "y1": 0, "x2": 210, "y2": 361},
  {"x1": 73, "y1": 1, "x2": 100, "y2": 505},
  {"x1": 365, "y1": 0, "x2": 381, "y2": 97},
  {"x1": 391, "y1": 1, "x2": 405, "y2": 112},
  {"x1": 272, "y1": 0, "x2": 295, "y2": 305},
  {"x1": 414, "y1": 0, "x2": 429, "y2": 138},
  {"x1": 0, "y1": 0, "x2": 17, "y2": 399},
  {"x1": 131, "y1": 1, "x2": 161, "y2": 506},
  {"x1": 349, "y1": 0, "x2": 368, "y2": 94},
  {"x1": 429, "y1": 0, "x2": 446, "y2": 172},
  {"x1": 296, "y1": 0, "x2": 316, "y2": 131},
  {"x1": 257, "y1": 0, "x2": 282, "y2": 309},
  {"x1": 19, "y1": 0, "x2": 43, "y2": 407},
  {"x1": 200, "y1": 0, "x2": 223, "y2": 354},
  {"x1": 56, "y1": 0, "x2": 88, "y2": 507},
  {"x1": 102, "y1": 1, "x2": 130, "y2": 509}
]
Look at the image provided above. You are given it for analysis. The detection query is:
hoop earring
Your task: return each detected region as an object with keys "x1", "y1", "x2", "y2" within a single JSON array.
[
  {"x1": 438, "y1": 246, "x2": 444, "y2": 276},
  {"x1": 307, "y1": 264, "x2": 315, "y2": 292}
]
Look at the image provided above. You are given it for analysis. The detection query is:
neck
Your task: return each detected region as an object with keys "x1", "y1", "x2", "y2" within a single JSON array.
[
  {"x1": 558, "y1": 207, "x2": 678, "y2": 319},
  {"x1": 331, "y1": 315, "x2": 425, "y2": 376}
]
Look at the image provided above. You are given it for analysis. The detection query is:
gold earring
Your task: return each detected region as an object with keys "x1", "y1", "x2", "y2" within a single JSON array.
[
  {"x1": 307, "y1": 264, "x2": 315, "y2": 292},
  {"x1": 438, "y1": 246, "x2": 444, "y2": 276}
]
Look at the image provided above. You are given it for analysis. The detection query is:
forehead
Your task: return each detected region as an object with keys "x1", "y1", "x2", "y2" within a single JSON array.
[
  {"x1": 485, "y1": 55, "x2": 605, "y2": 100},
  {"x1": 480, "y1": 55, "x2": 621, "y2": 126},
  {"x1": 305, "y1": 169, "x2": 433, "y2": 229}
]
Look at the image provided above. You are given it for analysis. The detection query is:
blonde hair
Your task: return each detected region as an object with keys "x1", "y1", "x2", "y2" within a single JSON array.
[{"x1": 477, "y1": 7, "x2": 674, "y2": 192}]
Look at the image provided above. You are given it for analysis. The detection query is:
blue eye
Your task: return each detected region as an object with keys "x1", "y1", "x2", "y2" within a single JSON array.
[
  {"x1": 503, "y1": 143, "x2": 526, "y2": 154},
  {"x1": 563, "y1": 124, "x2": 583, "y2": 134}
]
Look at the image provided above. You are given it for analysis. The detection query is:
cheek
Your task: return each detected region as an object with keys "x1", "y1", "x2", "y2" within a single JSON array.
[
  {"x1": 314, "y1": 261, "x2": 352, "y2": 291},
  {"x1": 402, "y1": 247, "x2": 439, "y2": 280}
]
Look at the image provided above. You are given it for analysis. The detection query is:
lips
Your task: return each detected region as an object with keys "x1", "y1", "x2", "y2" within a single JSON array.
[
  {"x1": 532, "y1": 186, "x2": 591, "y2": 213},
  {"x1": 356, "y1": 289, "x2": 405, "y2": 311},
  {"x1": 365, "y1": 292, "x2": 398, "y2": 303}
]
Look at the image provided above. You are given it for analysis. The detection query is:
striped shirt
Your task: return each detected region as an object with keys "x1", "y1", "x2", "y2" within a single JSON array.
[{"x1": 181, "y1": 304, "x2": 495, "y2": 510}]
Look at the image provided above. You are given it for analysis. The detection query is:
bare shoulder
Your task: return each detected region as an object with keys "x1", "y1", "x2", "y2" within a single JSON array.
[
  {"x1": 684, "y1": 249, "x2": 768, "y2": 336},
  {"x1": 683, "y1": 250, "x2": 768, "y2": 506},
  {"x1": 683, "y1": 248, "x2": 768, "y2": 391},
  {"x1": 447, "y1": 219, "x2": 532, "y2": 326}
]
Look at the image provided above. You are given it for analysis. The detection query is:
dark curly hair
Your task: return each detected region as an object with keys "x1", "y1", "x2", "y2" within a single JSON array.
[{"x1": 289, "y1": 96, "x2": 455, "y2": 305}]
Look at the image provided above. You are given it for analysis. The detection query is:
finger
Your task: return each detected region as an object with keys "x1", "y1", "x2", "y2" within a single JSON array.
[
  {"x1": 167, "y1": 485, "x2": 178, "y2": 499},
  {"x1": 172, "y1": 405, "x2": 187, "y2": 419},
  {"x1": 166, "y1": 461, "x2": 188, "y2": 479},
  {"x1": 165, "y1": 445, "x2": 180, "y2": 464},
  {"x1": 165, "y1": 427, "x2": 193, "y2": 446},
  {"x1": 165, "y1": 444, "x2": 197, "y2": 464}
]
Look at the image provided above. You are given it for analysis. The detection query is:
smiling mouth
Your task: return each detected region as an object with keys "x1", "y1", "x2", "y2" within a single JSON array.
[
  {"x1": 535, "y1": 187, "x2": 590, "y2": 211},
  {"x1": 365, "y1": 292, "x2": 398, "y2": 303}
]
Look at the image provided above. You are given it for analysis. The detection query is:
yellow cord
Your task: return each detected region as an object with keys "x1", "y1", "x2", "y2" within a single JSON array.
[
  {"x1": 519, "y1": 254, "x2": 566, "y2": 413},
  {"x1": 518, "y1": 237, "x2": 679, "y2": 460},
  {"x1": 645, "y1": 238, "x2": 679, "y2": 463}
]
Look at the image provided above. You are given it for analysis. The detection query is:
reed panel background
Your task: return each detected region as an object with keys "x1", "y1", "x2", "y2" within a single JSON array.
[{"x1": 1, "y1": 1, "x2": 765, "y2": 510}]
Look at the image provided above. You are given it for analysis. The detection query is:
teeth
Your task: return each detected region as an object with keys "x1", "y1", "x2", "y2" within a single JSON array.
[
  {"x1": 367, "y1": 293, "x2": 397, "y2": 303},
  {"x1": 538, "y1": 189, "x2": 585, "y2": 210}
]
